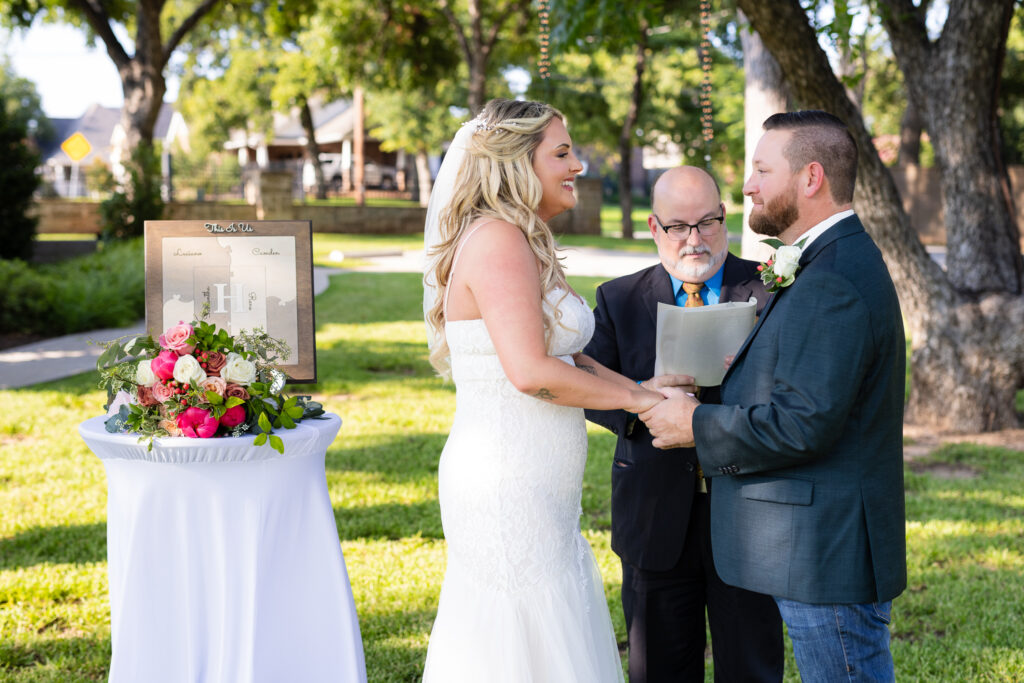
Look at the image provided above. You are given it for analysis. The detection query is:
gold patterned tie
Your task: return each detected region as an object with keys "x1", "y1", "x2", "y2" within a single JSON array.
[
  {"x1": 682, "y1": 281, "x2": 704, "y2": 308},
  {"x1": 681, "y1": 281, "x2": 706, "y2": 491}
]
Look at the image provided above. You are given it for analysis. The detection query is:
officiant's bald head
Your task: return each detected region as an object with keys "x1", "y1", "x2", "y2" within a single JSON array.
[{"x1": 648, "y1": 166, "x2": 728, "y2": 283}]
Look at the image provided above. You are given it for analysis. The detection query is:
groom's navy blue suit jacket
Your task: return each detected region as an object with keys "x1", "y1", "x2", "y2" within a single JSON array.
[{"x1": 693, "y1": 214, "x2": 907, "y2": 604}]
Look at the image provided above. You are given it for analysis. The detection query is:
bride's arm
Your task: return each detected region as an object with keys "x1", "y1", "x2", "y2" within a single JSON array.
[
  {"x1": 572, "y1": 353, "x2": 696, "y2": 396},
  {"x1": 452, "y1": 222, "x2": 662, "y2": 414}
]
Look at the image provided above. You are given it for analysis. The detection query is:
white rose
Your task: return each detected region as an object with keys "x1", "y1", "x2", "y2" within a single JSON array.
[
  {"x1": 774, "y1": 245, "x2": 802, "y2": 278},
  {"x1": 222, "y1": 353, "x2": 257, "y2": 386},
  {"x1": 172, "y1": 353, "x2": 207, "y2": 387},
  {"x1": 136, "y1": 359, "x2": 158, "y2": 387}
]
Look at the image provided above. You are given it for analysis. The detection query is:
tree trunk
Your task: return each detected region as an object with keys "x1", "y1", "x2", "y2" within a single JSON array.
[
  {"x1": 618, "y1": 20, "x2": 648, "y2": 240},
  {"x1": 353, "y1": 85, "x2": 366, "y2": 206},
  {"x1": 737, "y1": 0, "x2": 1024, "y2": 431},
  {"x1": 897, "y1": 100, "x2": 923, "y2": 167},
  {"x1": 415, "y1": 150, "x2": 433, "y2": 208},
  {"x1": 739, "y1": 11, "x2": 789, "y2": 262},
  {"x1": 299, "y1": 98, "x2": 327, "y2": 200}
]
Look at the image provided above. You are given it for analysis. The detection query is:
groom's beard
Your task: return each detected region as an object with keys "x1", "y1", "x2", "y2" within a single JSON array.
[
  {"x1": 750, "y1": 185, "x2": 799, "y2": 237},
  {"x1": 673, "y1": 244, "x2": 728, "y2": 280}
]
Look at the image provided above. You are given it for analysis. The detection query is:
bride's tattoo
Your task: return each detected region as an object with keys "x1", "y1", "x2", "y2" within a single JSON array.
[
  {"x1": 532, "y1": 388, "x2": 557, "y2": 400},
  {"x1": 577, "y1": 363, "x2": 597, "y2": 376}
]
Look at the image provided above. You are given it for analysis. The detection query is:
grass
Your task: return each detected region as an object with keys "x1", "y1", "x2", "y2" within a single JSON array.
[{"x1": 2, "y1": 273, "x2": 1023, "y2": 681}]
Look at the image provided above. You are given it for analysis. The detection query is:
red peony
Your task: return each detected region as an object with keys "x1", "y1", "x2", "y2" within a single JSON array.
[
  {"x1": 219, "y1": 404, "x2": 247, "y2": 428},
  {"x1": 151, "y1": 350, "x2": 179, "y2": 381},
  {"x1": 176, "y1": 406, "x2": 219, "y2": 438}
]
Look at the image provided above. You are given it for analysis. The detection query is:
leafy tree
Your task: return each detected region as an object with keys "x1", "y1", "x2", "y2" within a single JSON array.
[
  {"x1": 737, "y1": 0, "x2": 1024, "y2": 431},
  {"x1": 0, "y1": 96, "x2": 40, "y2": 261},
  {"x1": 0, "y1": 55, "x2": 53, "y2": 149}
]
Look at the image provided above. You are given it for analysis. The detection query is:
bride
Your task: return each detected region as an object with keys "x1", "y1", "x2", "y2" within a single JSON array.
[{"x1": 422, "y1": 98, "x2": 687, "y2": 682}]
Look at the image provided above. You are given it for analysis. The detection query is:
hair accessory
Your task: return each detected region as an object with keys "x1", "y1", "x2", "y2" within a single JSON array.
[{"x1": 462, "y1": 116, "x2": 497, "y2": 132}]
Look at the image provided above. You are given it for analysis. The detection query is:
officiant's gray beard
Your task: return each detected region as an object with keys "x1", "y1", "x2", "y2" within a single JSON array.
[{"x1": 674, "y1": 244, "x2": 728, "y2": 280}]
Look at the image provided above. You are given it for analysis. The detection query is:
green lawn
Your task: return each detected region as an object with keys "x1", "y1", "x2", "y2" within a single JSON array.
[{"x1": 1, "y1": 271, "x2": 1022, "y2": 681}]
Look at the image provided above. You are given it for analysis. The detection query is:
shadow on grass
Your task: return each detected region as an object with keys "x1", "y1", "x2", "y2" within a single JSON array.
[
  {"x1": 334, "y1": 499, "x2": 442, "y2": 542},
  {"x1": 0, "y1": 522, "x2": 106, "y2": 570},
  {"x1": 0, "y1": 634, "x2": 110, "y2": 678},
  {"x1": 325, "y1": 432, "x2": 447, "y2": 481}
]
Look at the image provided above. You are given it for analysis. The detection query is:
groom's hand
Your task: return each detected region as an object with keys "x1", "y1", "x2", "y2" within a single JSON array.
[
  {"x1": 641, "y1": 374, "x2": 696, "y2": 397},
  {"x1": 638, "y1": 394, "x2": 699, "y2": 449}
]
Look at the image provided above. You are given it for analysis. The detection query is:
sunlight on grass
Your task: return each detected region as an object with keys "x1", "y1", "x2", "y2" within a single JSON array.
[{"x1": 1, "y1": 270, "x2": 1022, "y2": 681}]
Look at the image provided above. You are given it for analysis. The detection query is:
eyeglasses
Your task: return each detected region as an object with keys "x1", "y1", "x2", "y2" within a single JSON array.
[{"x1": 653, "y1": 211, "x2": 724, "y2": 240}]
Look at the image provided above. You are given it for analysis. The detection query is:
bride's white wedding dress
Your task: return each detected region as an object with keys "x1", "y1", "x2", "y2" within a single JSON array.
[{"x1": 423, "y1": 286, "x2": 625, "y2": 683}]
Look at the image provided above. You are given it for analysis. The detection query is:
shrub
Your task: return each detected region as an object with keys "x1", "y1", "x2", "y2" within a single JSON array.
[
  {"x1": 0, "y1": 239, "x2": 145, "y2": 335},
  {"x1": 100, "y1": 142, "x2": 164, "y2": 240},
  {"x1": 0, "y1": 103, "x2": 41, "y2": 261}
]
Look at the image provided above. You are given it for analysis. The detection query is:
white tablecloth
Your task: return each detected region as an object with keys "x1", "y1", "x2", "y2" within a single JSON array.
[{"x1": 79, "y1": 413, "x2": 367, "y2": 683}]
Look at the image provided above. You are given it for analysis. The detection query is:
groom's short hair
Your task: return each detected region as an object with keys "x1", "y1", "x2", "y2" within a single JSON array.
[{"x1": 763, "y1": 111, "x2": 857, "y2": 204}]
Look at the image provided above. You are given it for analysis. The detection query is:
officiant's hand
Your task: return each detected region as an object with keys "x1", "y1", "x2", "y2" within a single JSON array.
[
  {"x1": 638, "y1": 394, "x2": 699, "y2": 448},
  {"x1": 641, "y1": 374, "x2": 697, "y2": 397}
]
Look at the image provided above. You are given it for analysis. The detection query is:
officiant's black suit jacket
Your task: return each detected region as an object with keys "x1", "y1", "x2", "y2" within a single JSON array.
[
  {"x1": 693, "y1": 215, "x2": 907, "y2": 604},
  {"x1": 584, "y1": 253, "x2": 768, "y2": 571}
]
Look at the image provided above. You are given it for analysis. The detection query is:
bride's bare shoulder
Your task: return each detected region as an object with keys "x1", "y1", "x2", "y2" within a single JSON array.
[{"x1": 460, "y1": 220, "x2": 528, "y2": 256}]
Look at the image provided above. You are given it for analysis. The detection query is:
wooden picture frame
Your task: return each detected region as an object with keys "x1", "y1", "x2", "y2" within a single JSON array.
[{"x1": 144, "y1": 220, "x2": 317, "y2": 383}]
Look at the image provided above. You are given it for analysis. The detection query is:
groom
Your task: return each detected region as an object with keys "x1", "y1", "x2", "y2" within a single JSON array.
[
  {"x1": 641, "y1": 111, "x2": 907, "y2": 681},
  {"x1": 584, "y1": 166, "x2": 781, "y2": 682}
]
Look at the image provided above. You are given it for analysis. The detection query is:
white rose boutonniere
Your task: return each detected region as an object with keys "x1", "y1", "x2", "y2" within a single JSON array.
[{"x1": 759, "y1": 237, "x2": 808, "y2": 293}]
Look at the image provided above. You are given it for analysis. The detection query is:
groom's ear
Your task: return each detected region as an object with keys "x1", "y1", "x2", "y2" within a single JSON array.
[{"x1": 801, "y1": 162, "x2": 827, "y2": 199}]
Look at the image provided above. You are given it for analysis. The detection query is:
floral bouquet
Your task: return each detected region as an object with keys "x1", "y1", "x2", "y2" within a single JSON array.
[{"x1": 97, "y1": 319, "x2": 323, "y2": 453}]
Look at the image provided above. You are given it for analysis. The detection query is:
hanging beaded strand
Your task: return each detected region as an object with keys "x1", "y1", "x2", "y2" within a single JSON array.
[
  {"x1": 699, "y1": 0, "x2": 713, "y2": 168},
  {"x1": 538, "y1": 0, "x2": 551, "y2": 79}
]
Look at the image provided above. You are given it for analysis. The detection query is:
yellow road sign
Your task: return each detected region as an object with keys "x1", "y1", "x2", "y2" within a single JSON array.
[{"x1": 61, "y1": 132, "x2": 92, "y2": 162}]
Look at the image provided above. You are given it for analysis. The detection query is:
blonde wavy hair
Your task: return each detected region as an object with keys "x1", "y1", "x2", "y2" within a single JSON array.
[{"x1": 425, "y1": 98, "x2": 571, "y2": 376}]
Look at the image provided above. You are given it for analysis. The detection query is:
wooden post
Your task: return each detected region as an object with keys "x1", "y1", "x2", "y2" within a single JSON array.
[{"x1": 353, "y1": 86, "x2": 365, "y2": 206}]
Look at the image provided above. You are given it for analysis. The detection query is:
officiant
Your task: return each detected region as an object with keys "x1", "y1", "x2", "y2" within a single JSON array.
[{"x1": 583, "y1": 166, "x2": 781, "y2": 682}]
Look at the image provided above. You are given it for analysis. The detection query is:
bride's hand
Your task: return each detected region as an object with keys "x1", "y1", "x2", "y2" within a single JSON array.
[
  {"x1": 641, "y1": 374, "x2": 697, "y2": 395},
  {"x1": 627, "y1": 387, "x2": 664, "y2": 415}
]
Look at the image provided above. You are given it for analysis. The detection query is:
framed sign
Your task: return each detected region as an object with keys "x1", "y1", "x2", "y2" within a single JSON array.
[{"x1": 144, "y1": 220, "x2": 317, "y2": 383}]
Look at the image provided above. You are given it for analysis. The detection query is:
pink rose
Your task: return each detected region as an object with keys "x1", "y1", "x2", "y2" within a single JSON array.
[
  {"x1": 152, "y1": 381, "x2": 175, "y2": 404},
  {"x1": 159, "y1": 322, "x2": 195, "y2": 356},
  {"x1": 136, "y1": 385, "x2": 159, "y2": 407},
  {"x1": 177, "y1": 406, "x2": 219, "y2": 438},
  {"x1": 225, "y1": 384, "x2": 250, "y2": 400},
  {"x1": 151, "y1": 350, "x2": 179, "y2": 381},
  {"x1": 200, "y1": 376, "x2": 227, "y2": 398},
  {"x1": 219, "y1": 404, "x2": 247, "y2": 428}
]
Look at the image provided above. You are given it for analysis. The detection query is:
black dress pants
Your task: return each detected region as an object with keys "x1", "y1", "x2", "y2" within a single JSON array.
[{"x1": 621, "y1": 489, "x2": 784, "y2": 683}]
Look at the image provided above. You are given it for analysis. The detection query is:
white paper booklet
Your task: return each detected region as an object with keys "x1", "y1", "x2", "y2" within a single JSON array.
[{"x1": 654, "y1": 299, "x2": 757, "y2": 386}]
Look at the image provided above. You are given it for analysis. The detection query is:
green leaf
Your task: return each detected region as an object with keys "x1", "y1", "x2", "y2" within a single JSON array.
[
  {"x1": 254, "y1": 432, "x2": 268, "y2": 446},
  {"x1": 258, "y1": 412, "x2": 272, "y2": 433},
  {"x1": 269, "y1": 434, "x2": 284, "y2": 454},
  {"x1": 280, "y1": 412, "x2": 295, "y2": 429},
  {"x1": 286, "y1": 406, "x2": 304, "y2": 419},
  {"x1": 760, "y1": 238, "x2": 785, "y2": 250},
  {"x1": 205, "y1": 390, "x2": 224, "y2": 405},
  {"x1": 225, "y1": 397, "x2": 244, "y2": 409}
]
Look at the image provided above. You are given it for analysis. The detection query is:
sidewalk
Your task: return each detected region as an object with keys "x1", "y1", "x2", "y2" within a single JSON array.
[
  {"x1": 0, "y1": 266, "x2": 343, "y2": 390},
  {"x1": 0, "y1": 248, "x2": 658, "y2": 390}
]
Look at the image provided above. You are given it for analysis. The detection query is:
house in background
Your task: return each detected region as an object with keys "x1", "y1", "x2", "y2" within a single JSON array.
[
  {"x1": 39, "y1": 103, "x2": 189, "y2": 197},
  {"x1": 223, "y1": 98, "x2": 408, "y2": 196}
]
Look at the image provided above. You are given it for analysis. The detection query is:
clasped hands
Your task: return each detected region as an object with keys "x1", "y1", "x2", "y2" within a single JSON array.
[{"x1": 632, "y1": 354, "x2": 735, "y2": 449}]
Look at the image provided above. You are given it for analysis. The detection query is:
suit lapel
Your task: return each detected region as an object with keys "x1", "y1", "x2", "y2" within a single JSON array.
[
  {"x1": 643, "y1": 265, "x2": 677, "y2": 329},
  {"x1": 722, "y1": 215, "x2": 866, "y2": 383}
]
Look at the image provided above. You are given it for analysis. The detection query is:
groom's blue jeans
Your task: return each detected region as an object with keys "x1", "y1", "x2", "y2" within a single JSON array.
[{"x1": 774, "y1": 598, "x2": 895, "y2": 683}]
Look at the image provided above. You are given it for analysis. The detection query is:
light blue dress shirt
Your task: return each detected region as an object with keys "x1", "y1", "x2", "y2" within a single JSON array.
[{"x1": 669, "y1": 263, "x2": 724, "y2": 306}]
